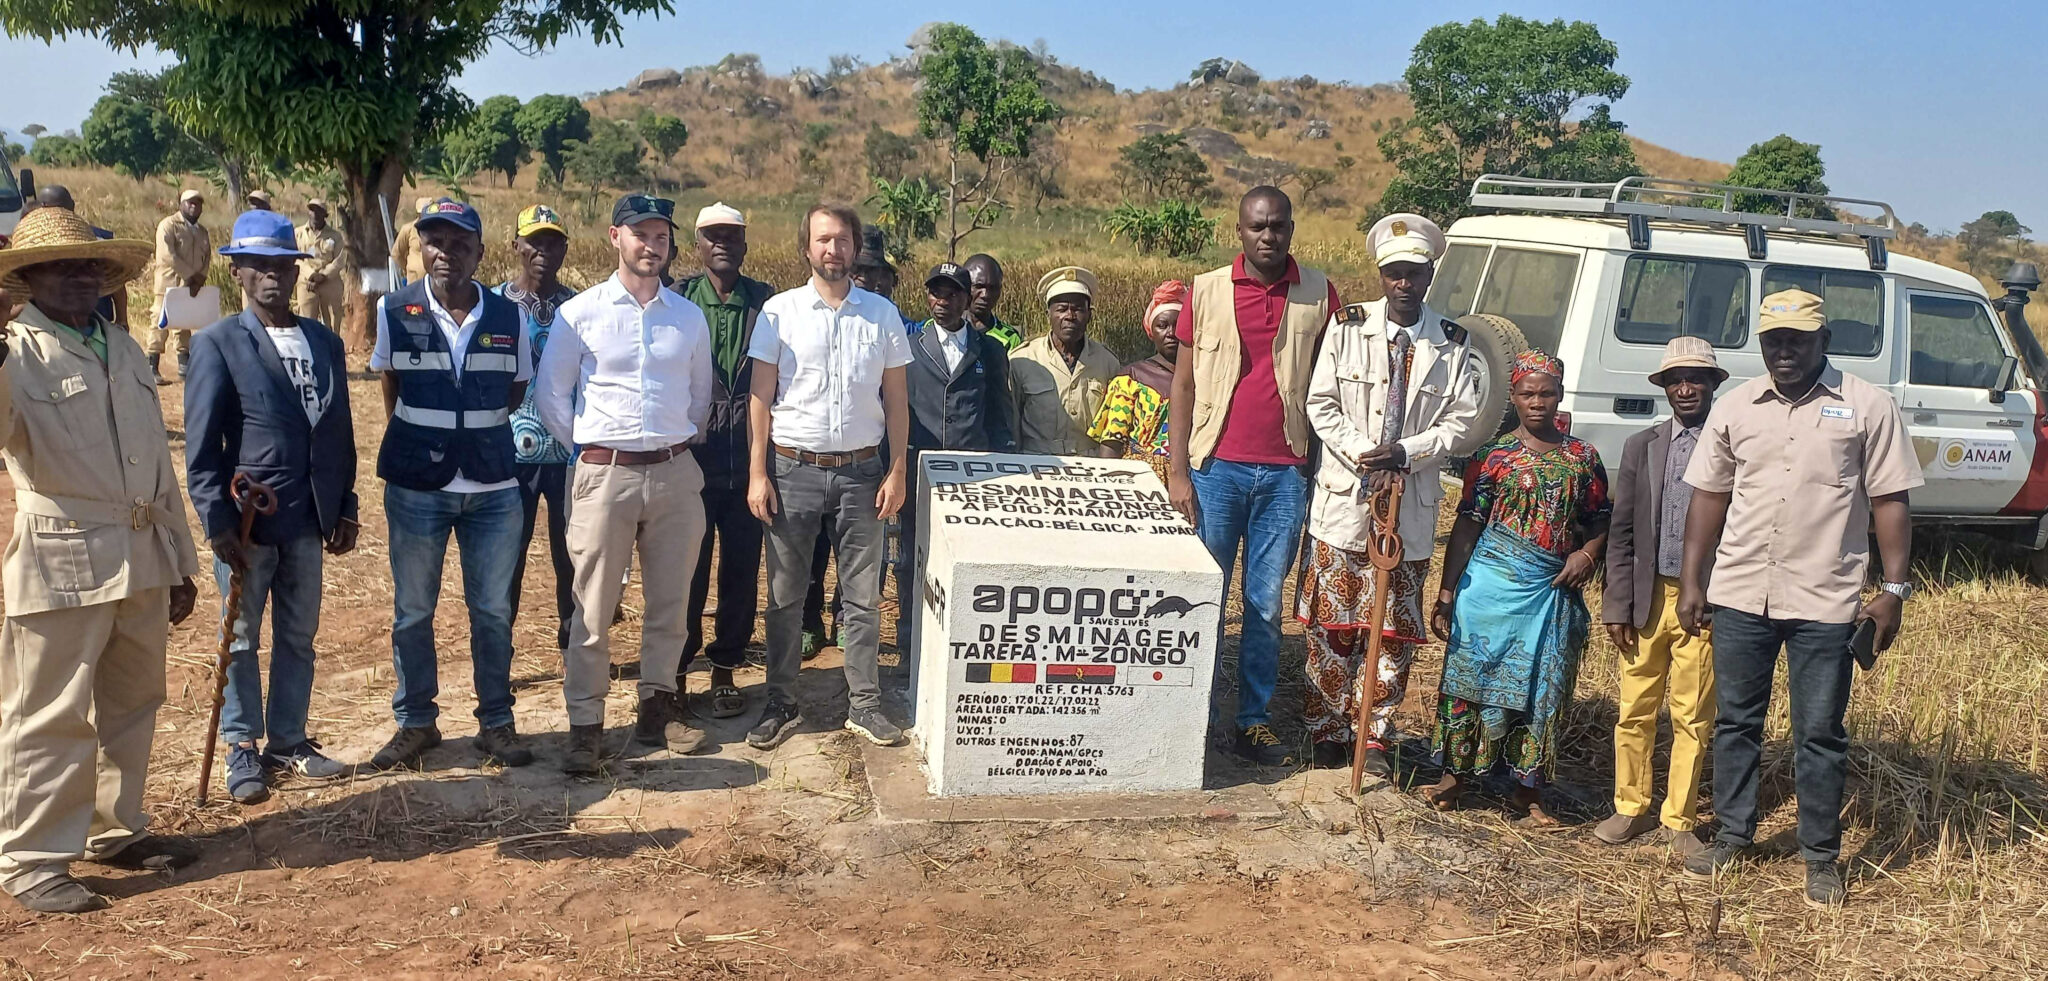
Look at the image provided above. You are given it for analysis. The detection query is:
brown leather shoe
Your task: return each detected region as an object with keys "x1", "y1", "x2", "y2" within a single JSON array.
[
  {"x1": 633, "y1": 694, "x2": 707, "y2": 754},
  {"x1": 563, "y1": 724, "x2": 605, "y2": 776}
]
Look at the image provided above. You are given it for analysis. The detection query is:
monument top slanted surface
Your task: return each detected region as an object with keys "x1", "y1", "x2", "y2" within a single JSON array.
[{"x1": 913, "y1": 452, "x2": 1223, "y2": 798}]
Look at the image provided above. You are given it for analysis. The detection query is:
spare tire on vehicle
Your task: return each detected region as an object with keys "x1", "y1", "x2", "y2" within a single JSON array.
[{"x1": 1447, "y1": 313, "x2": 1530, "y2": 458}]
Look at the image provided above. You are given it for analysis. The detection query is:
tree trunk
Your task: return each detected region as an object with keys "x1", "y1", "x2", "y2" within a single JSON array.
[
  {"x1": 946, "y1": 149, "x2": 961, "y2": 261},
  {"x1": 337, "y1": 152, "x2": 405, "y2": 359}
]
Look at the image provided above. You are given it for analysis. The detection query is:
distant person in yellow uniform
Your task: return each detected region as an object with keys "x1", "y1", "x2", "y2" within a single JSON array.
[
  {"x1": 147, "y1": 189, "x2": 213, "y2": 382},
  {"x1": 388, "y1": 196, "x2": 433, "y2": 286},
  {"x1": 294, "y1": 200, "x2": 347, "y2": 336}
]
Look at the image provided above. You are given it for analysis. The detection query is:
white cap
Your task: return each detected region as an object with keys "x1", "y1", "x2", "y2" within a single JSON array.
[
  {"x1": 180, "y1": 189, "x2": 203, "y2": 203},
  {"x1": 1367, "y1": 212, "x2": 1446, "y2": 268},
  {"x1": 695, "y1": 202, "x2": 746, "y2": 229}
]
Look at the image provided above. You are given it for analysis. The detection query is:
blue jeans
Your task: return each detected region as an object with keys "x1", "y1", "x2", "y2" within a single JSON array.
[
  {"x1": 213, "y1": 532, "x2": 325, "y2": 749},
  {"x1": 1709, "y1": 607, "x2": 1856, "y2": 863},
  {"x1": 1190, "y1": 459, "x2": 1306, "y2": 730},
  {"x1": 385, "y1": 485, "x2": 522, "y2": 729}
]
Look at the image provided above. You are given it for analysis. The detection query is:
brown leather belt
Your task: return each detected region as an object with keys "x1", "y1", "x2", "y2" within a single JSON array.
[
  {"x1": 775, "y1": 444, "x2": 880, "y2": 467},
  {"x1": 580, "y1": 442, "x2": 690, "y2": 466}
]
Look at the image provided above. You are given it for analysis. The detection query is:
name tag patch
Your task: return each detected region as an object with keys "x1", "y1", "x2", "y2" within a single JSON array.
[
  {"x1": 59, "y1": 374, "x2": 87, "y2": 397},
  {"x1": 1819, "y1": 405, "x2": 1854, "y2": 420}
]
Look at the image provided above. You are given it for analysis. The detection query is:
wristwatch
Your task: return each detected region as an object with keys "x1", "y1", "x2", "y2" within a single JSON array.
[{"x1": 1879, "y1": 581, "x2": 1914, "y2": 602}]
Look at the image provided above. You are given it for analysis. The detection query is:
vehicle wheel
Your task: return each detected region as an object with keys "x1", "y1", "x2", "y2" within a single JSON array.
[
  {"x1": 1448, "y1": 313, "x2": 1531, "y2": 458},
  {"x1": 2030, "y1": 545, "x2": 2048, "y2": 584}
]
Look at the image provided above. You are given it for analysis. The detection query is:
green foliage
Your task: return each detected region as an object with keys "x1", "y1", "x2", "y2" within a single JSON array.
[
  {"x1": 27, "y1": 132, "x2": 88, "y2": 168},
  {"x1": 1102, "y1": 200, "x2": 1215, "y2": 258},
  {"x1": 863, "y1": 123, "x2": 918, "y2": 181},
  {"x1": 1117, "y1": 133, "x2": 1211, "y2": 201},
  {"x1": 635, "y1": 111, "x2": 688, "y2": 161},
  {"x1": 1959, "y1": 210, "x2": 2032, "y2": 275},
  {"x1": 421, "y1": 154, "x2": 475, "y2": 201},
  {"x1": 865, "y1": 175, "x2": 944, "y2": 255},
  {"x1": 1296, "y1": 167, "x2": 1337, "y2": 207},
  {"x1": 1723, "y1": 134, "x2": 1835, "y2": 220},
  {"x1": 81, "y1": 94, "x2": 179, "y2": 180},
  {"x1": 3, "y1": 142, "x2": 21, "y2": 160},
  {"x1": 915, "y1": 22, "x2": 1061, "y2": 255},
  {"x1": 1374, "y1": 15, "x2": 1639, "y2": 224},
  {"x1": 516, "y1": 94, "x2": 592, "y2": 185},
  {"x1": 1190, "y1": 57, "x2": 1228, "y2": 84},
  {"x1": 443, "y1": 94, "x2": 526, "y2": 185},
  {"x1": 564, "y1": 116, "x2": 645, "y2": 194},
  {"x1": 803, "y1": 122, "x2": 836, "y2": 149}
]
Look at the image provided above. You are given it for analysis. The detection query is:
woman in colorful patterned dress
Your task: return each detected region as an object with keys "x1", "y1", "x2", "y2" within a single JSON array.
[
  {"x1": 1425, "y1": 350, "x2": 1610, "y2": 827},
  {"x1": 1088, "y1": 280, "x2": 1184, "y2": 480}
]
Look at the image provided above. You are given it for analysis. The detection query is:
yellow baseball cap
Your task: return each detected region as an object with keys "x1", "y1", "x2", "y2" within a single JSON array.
[
  {"x1": 1758, "y1": 289, "x2": 1826, "y2": 333},
  {"x1": 516, "y1": 204, "x2": 568, "y2": 239}
]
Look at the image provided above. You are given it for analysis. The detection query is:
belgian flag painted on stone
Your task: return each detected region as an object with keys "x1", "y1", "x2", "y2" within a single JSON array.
[
  {"x1": 1043, "y1": 664, "x2": 1117, "y2": 685},
  {"x1": 965, "y1": 662, "x2": 1038, "y2": 684}
]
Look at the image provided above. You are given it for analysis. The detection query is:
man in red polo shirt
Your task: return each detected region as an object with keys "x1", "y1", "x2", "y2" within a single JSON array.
[{"x1": 1167, "y1": 186, "x2": 1338, "y2": 766}]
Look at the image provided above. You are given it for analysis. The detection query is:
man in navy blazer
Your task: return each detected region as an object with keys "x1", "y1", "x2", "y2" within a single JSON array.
[{"x1": 185, "y1": 210, "x2": 359, "y2": 804}]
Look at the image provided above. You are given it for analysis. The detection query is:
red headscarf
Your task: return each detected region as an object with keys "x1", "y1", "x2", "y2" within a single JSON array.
[
  {"x1": 1510, "y1": 349, "x2": 1565, "y2": 386},
  {"x1": 1144, "y1": 280, "x2": 1189, "y2": 333}
]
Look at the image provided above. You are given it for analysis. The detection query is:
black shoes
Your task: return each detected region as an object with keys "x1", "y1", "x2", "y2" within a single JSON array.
[
  {"x1": 1684, "y1": 839, "x2": 1743, "y2": 878},
  {"x1": 747, "y1": 697, "x2": 803, "y2": 750},
  {"x1": 368, "y1": 725, "x2": 443, "y2": 771},
  {"x1": 633, "y1": 693, "x2": 708, "y2": 754},
  {"x1": 1232, "y1": 724, "x2": 1292, "y2": 767},
  {"x1": 90, "y1": 834, "x2": 199, "y2": 872},
  {"x1": 844, "y1": 707, "x2": 905, "y2": 746},
  {"x1": 1310, "y1": 741, "x2": 1349, "y2": 769},
  {"x1": 1806, "y1": 861, "x2": 1847, "y2": 907},
  {"x1": 476, "y1": 724, "x2": 534, "y2": 767},
  {"x1": 15, "y1": 875, "x2": 109, "y2": 913},
  {"x1": 563, "y1": 723, "x2": 605, "y2": 776}
]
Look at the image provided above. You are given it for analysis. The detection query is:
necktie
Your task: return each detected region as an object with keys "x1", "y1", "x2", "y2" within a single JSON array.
[{"x1": 1380, "y1": 328, "x2": 1413, "y2": 446}]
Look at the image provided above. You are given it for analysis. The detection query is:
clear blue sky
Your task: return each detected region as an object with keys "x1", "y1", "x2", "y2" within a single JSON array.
[{"x1": 2, "y1": 0, "x2": 2036, "y2": 232}]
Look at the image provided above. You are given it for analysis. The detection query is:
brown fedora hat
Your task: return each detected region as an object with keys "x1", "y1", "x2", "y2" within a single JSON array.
[{"x1": 0, "y1": 208, "x2": 154, "y2": 299}]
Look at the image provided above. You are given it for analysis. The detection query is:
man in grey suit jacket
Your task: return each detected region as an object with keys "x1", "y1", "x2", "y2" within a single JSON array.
[{"x1": 1597, "y1": 336, "x2": 1723, "y2": 853}]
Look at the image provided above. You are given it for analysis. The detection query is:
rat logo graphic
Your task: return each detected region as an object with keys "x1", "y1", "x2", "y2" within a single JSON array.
[{"x1": 1143, "y1": 596, "x2": 1220, "y2": 618}]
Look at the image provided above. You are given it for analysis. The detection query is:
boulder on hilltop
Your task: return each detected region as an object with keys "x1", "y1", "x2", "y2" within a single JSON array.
[
  {"x1": 629, "y1": 67, "x2": 681, "y2": 92},
  {"x1": 1181, "y1": 127, "x2": 1245, "y2": 160}
]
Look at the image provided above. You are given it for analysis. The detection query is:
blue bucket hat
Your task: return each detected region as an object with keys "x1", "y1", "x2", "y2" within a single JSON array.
[
  {"x1": 219, "y1": 210, "x2": 310, "y2": 259},
  {"x1": 417, "y1": 197, "x2": 483, "y2": 235}
]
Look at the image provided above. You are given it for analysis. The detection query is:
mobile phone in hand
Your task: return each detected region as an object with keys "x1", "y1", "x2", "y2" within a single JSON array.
[{"x1": 1848, "y1": 618, "x2": 1878, "y2": 671}]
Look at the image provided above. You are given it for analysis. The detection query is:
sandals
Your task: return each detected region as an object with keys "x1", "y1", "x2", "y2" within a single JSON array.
[{"x1": 710, "y1": 685, "x2": 746, "y2": 719}]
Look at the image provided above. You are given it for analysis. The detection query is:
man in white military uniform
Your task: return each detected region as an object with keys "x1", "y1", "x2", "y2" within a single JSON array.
[
  {"x1": 1297, "y1": 213, "x2": 1482, "y2": 774},
  {"x1": 0, "y1": 207, "x2": 203, "y2": 913}
]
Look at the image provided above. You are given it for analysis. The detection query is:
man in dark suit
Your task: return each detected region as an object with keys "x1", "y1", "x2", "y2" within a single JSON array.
[
  {"x1": 898, "y1": 262, "x2": 1015, "y2": 649},
  {"x1": 185, "y1": 210, "x2": 359, "y2": 804},
  {"x1": 1597, "y1": 335, "x2": 1724, "y2": 854}
]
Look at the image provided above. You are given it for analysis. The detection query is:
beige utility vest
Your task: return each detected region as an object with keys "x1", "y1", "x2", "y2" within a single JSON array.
[{"x1": 1185, "y1": 262, "x2": 1331, "y2": 468}]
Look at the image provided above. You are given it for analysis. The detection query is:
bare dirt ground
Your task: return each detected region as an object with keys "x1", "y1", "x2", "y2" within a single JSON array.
[{"x1": 0, "y1": 376, "x2": 2009, "y2": 980}]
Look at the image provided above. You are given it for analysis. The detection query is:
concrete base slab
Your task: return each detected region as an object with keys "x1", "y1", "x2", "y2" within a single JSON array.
[{"x1": 862, "y1": 741, "x2": 1285, "y2": 824}]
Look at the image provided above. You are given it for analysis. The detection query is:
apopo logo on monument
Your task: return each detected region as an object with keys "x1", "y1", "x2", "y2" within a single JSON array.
[{"x1": 924, "y1": 457, "x2": 1141, "y2": 483}]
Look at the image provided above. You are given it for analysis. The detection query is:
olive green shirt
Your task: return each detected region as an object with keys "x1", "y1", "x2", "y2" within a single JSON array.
[{"x1": 679, "y1": 273, "x2": 772, "y2": 387}]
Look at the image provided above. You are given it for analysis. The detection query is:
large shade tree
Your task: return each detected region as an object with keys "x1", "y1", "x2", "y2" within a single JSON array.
[{"x1": 0, "y1": 0, "x2": 670, "y2": 335}]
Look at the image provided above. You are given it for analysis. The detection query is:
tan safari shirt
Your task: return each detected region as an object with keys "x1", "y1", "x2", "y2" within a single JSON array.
[
  {"x1": 1684, "y1": 365, "x2": 1923, "y2": 623},
  {"x1": 152, "y1": 213, "x2": 212, "y2": 294},
  {"x1": 295, "y1": 223, "x2": 346, "y2": 294},
  {"x1": 389, "y1": 221, "x2": 426, "y2": 285},
  {"x1": 0, "y1": 304, "x2": 199, "y2": 616},
  {"x1": 1009, "y1": 334, "x2": 1119, "y2": 455}
]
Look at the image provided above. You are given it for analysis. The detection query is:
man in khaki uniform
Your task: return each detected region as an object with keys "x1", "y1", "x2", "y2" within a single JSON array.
[
  {"x1": 1010, "y1": 265, "x2": 1119, "y2": 454},
  {"x1": 388, "y1": 195, "x2": 432, "y2": 286},
  {"x1": 147, "y1": 189, "x2": 213, "y2": 380},
  {"x1": 0, "y1": 207, "x2": 202, "y2": 913},
  {"x1": 294, "y1": 199, "x2": 347, "y2": 331}
]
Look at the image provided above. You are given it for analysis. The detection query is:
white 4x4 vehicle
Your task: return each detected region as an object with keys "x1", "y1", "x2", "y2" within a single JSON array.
[
  {"x1": 0, "y1": 146, "x2": 24, "y2": 245},
  {"x1": 1428, "y1": 176, "x2": 2048, "y2": 573}
]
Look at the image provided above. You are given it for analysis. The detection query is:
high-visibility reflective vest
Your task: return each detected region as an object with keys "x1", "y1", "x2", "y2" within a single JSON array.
[{"x1": 374, "y1": 280, "x2": 520, "y2": 491}]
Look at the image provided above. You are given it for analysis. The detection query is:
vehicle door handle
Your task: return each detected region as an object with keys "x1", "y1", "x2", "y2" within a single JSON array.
[
  {"x1": 1912, "y1": 412, "x2": 1936, "y2": 424},
  {"x1": 1988, "y1": 418, "x2": 2025, "y2": 428}
]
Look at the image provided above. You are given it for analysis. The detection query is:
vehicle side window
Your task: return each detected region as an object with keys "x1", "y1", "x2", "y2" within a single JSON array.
[
  {"x1": 1909, "y1": 295, "x2": 2008, "y2": 388},
  {"x1": 1613, "y1": 255, "x2": 1749, "y2": 348},
  {"x1": 1763, "y1": 266, "x2": 1884, "y2": 357},
  {"x1": 1473, "y1": 247, "x2": 1580, "y2": 357},
  {"x1": 1426, "y1": 242, "x2": 1489, "y2": 318}
]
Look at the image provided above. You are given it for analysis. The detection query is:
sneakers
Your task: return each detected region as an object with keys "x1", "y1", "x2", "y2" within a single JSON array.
[
  {"x1": 1593, "y1": 811, "x2": 1660, "y2": 845},
  {"x1": 226, "y1": 744, "x2": 270, "y2": 804},
  {"x1": 1232, "y1": 724, "x2": 1292, "y2": 767},
  {"x1": 1684, "y1": 839, "x2": 1743, "y2": 878},
  {"x1": 800, "y1": 627, "x2": 827, "y2": 661},
  {"x1": 476, "y1": 724, "x2": 535, "y2": 767},
  {"x1": 265, "y1": 740, "x2": 345, "y2": 781},
  {"x1": 562, "y1": 723, "x2": 605, "y2": 776},
  {"x1": 1806, "y1": 861, "x2": 1848, "y2": 907},
  {"x1": 747, "y1": 697, "x2": 803, "y2": 750},
  {"x1": 844, "y1": 707, "x2": 905, "y2": 746},
  {"x1": 367, "y1": 725, "x2": 443, "y2": 771},
  {"x1": 633, "y1": 694, "x2": 708, "y2": 754},
  {"x1": 14, "y1": 875, "x2": 109, "y2": 913}
]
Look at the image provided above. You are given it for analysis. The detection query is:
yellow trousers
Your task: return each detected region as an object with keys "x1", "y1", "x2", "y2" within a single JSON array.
[{"x1": 1612, "y1": 576, "x2": 1715, "y2": 831}]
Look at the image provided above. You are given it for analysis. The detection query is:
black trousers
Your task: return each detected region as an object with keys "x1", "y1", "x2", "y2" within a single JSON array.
[
  {"x1": 512, "y1": 462, "x2": 574, "y2": 644},
  {"x1": 1710, "y1": 607, "x2": 1857, "y2": 864},
  {"x1": 682, "y1": 483, "x2": 762, "y2": 673}
]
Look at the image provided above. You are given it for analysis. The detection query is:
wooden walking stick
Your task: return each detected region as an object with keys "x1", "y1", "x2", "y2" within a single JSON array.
[
  {"x1": 198, "y1": 473, "x2": 277, "y2": 804},
  {"x1": 1350, "y1": 473, "x2": 1406, "y2": 796}
]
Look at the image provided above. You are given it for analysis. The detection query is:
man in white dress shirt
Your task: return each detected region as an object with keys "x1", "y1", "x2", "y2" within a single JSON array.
[
  {"x1": 745, "y1": 203, "x2": 912, "y2": 751},
  {"x1": 536, "y1": 194, "x2": 715, "y2": 775}
]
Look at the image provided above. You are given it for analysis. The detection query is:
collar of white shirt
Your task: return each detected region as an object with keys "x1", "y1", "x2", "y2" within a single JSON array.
[{"x1": 598, "y1": 272, "x2": 678, "y2": 310}]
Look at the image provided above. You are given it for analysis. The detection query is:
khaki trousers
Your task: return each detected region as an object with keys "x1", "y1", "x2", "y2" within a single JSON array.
[
  {"x1": 0, "y1": 589, "x2": 168, "y2": 895},
  {"x1": 144, "y1": 324, "x2": 191, "y2": 360},
  {"x1": 295, "y1": 281, "x2": 346, "y2": 337},
  {"x1": 1612, "y1": 576, "x2": 1716, "y2": 831},
  {"x1": 563, "y1": 453, "x2": 706, "y2": 726}
]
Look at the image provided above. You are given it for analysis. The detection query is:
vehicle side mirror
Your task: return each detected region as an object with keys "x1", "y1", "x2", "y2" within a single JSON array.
[{"x1": 1990, "y1": 355, "x2": 2019, "y2": 403}]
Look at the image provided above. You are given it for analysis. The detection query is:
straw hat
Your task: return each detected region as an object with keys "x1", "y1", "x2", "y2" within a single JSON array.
[{"x1": 0, "y1": 208, "x2": 154, "y2": 298}]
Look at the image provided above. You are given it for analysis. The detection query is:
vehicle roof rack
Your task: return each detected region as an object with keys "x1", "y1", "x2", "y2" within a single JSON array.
[{"x1": 1469, "y1": 175, "x2": 1899, "y2": 269}]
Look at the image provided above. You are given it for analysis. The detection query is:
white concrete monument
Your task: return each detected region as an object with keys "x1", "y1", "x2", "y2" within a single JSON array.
[{"x1": 909, "y1": 452, "x2": 1223, "y2": 797}]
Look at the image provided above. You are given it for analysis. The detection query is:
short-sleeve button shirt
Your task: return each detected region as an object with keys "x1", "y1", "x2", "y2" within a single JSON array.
[
  {"x1": 748, "y1": 281, "x2": 912, "y2": 453},
  {"x1": 1684, "y1": 364, "x2": 1924, "y2": 622}
]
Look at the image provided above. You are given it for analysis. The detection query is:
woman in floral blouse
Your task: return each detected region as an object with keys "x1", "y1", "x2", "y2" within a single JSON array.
[
  {"x1": 1425, "y1": 350, "x2": 1610, "y2": 827},
  {"x1": 1088, "y1": 280, "x2": 1184, "y2": 481}
]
